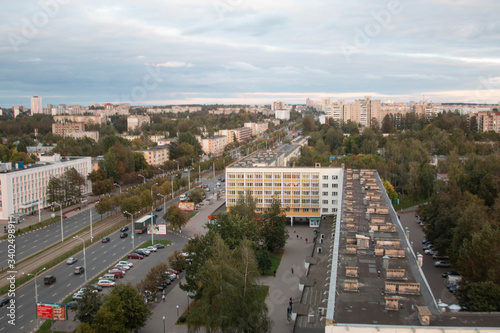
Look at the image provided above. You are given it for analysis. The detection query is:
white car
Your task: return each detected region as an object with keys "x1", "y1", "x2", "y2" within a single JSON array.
[
  {"x1": 118, "y1": 261, "x2": 133, "y2": 267},
  {"x1": 97, "y1": 279, "x2": 116, "y2": 287},
  {"x1": 114, "y1": 264, "x2": 131, "y2": 270},
  {"x1": 144, "y1": 246, "x2": 157, "y2": 252}
]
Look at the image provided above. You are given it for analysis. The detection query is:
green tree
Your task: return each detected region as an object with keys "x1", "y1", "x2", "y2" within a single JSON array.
[
  {"x1": 457, "y1": 281, "x2": 500, "y2": 312},
  {"x1": 256, "y1": 246, "x2": 273, "y2": 274},
  {"x1": 168, "y1": 250, "x2": 187, "y2": 272},
  {"x1": 207, "y1": 212, "x2": 260, "y2": 250},
  {"x1": 190, "y1": 189, "x2": 205, "y2": 204},
  {"x1": 75, "y1": 288, "x2": 103, "y2": 324},
  {"x1": 73, "y1": 323, "x2": 96, "y2": 333},
  {"x1": 91, "y1": 293, "x2": 126, "y2": 333},
  {"x1": 164, "y1": 204, "x2": 189, "y2": 231},
  {"x1": 261, "y1": 198, "x2": 288, "y2": 252}
]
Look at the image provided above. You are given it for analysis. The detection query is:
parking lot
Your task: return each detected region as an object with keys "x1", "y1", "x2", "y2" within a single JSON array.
[{"x1": 399, "y1": 209, "x2": 459, "y2": 305}]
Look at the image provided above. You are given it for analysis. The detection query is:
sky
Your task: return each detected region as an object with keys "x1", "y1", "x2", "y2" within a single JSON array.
[{"x1": 1, "y1": 0, "x2": 500, "y2": 107}]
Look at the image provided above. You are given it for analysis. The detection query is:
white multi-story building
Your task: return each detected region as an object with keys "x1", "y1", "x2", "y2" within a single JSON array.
[
  {"x1": 127, "y1": 115, "x2": 151, "y2": 131},
  {"x1": 0, "y1": 154, "x2": 92, "y2": 221},
  {"x1": 275, "y1": 109, "x2": 291, "y2": 120},
  {"x1": 30, "y1": 96, "x2": 42, "y2": 115},
  {"x1": 244, "y1": 122, "x2": 269, "y2": 135},
  {"x1": 225, "y1": 145, "x2": 341, "y2": 227}
]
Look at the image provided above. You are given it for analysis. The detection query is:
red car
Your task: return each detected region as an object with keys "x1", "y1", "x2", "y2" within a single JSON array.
[
  {"x1": 128, "y1": 253, "x2": 144, "y2": 259},
  {"x1": 108, "y1": 270, "x2": 124, "y2": 278}
]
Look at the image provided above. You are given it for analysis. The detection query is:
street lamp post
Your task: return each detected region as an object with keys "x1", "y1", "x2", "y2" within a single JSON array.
[
  {"x1": 174, "y1": 160, "x2": 179, "y2": 171},
  {"x1": 188, "y1": 169, "x2": 191, "y2": 191},
  {"x1": 73, "y1": 236, "x2": 87, "y2": 282},
  {"x1": 53, "y1": 202, "x2": 64, "y2": 242},
  {"x1": 138, "y1": 174, "x2": 146, "y2": 184},
  {"x1": 151, "y1": 183, "x2": 158, "y2": 245},
  {"x1": 171, "y1": 176, "x2": 175, "y2": 199},
  {"x1": 113, "y1": 183, "x2": 121, "y2": 194},
  {"x1": 123, "y1": 211, "x2": 134, "y2": 250},
  {"x1": 158, "y1": 193, "x2": 167, "y2": 212},
  {"x1": 24, "y1": 267, "x2": 45, "y2": 330},
  {"x1": 177, "y1": 305, "x2": 180, "y2": 319}
]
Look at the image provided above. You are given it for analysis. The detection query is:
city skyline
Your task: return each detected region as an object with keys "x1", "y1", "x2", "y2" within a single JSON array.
[{"x1": 1, "y1": 0, "x2": 499, "y2": 107}]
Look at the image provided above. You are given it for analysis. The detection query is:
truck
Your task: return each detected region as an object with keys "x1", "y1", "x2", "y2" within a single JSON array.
[{"x1": 134, "y1": 214, "x2": 156, "y2": 234}]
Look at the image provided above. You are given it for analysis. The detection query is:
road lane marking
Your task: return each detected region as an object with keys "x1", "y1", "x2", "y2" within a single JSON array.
[
  {"x1": 18, "y1": 305, "x2": 23, "y2": 309},
  {"x1": 66, "y1": 283, "x2": 71, "y2": 287},
  {"x1": 19, "y1": 294, "x2": 24, "y2": 298}
]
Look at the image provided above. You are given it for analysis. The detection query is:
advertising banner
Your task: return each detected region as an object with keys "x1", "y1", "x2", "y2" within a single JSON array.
[
  {"x1": 37, "y1": 303, "x2": 67, "y2": 321},
  {"x1": 178, "y1": 202, "x2": 195, "y2": 212},
  {"x1": 147, "y1": 224, "x2": 167, "y2": 235}
]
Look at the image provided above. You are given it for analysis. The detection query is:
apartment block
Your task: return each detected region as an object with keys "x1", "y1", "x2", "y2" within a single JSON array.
[
  {"x1": 475, "y1": 111, "x2": 500, "y2": 133},
  {"x1": 136, "y1": 145, "x2": 170, "y2": 166},
  {"x1": 0, "y1": 154, "x2": 92, "y2": 220},
  {"x1": 218, "y1": 127, "x2": 252, "y2": 144},
  {"x1": 53, "y1": 115, "x2": 107, "y2": 125},
  {"x1": 127, "y1": 115, "x2": 151, "y2": 131},
  {"x1": 52, "y1": 122, "x2": 86, "y2": 136},
  {"x1": 30, "y1": 96, "x2": 43, "y2": 115},
  {"x1": 275, "y1": 109, "x2": 291, "y2": 120},
  {"x1": 201, "y1": 135, "x2": 227, "y2": 156},
  {"x1": 244, "y1": 122, "x2": 269, "y2": 135}
]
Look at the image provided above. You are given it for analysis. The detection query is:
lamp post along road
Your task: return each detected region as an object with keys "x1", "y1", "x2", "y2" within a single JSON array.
[
  {"x1": 151, "y1": 183, "x2": 158, "y2": 245},
  {"x1": 158, "y1": 193, "x2": 167, "y2": 213},
  {"x1": 124, "y1": 211, "x2": 134, "y2": 250},
  {"x1": 73, "y1": 236, "x2": 87, "y2": 282},
  {"x1": 53, "y1": 202, "x2": 64, "y2": 242},
  {"x1": 24, "y1": 267, "x2": 45, "y2": 330}
]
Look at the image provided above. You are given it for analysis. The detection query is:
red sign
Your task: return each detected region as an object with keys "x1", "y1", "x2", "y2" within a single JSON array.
[{"x1": 37, "y1": 303, "x2": 67, "y2": 321}]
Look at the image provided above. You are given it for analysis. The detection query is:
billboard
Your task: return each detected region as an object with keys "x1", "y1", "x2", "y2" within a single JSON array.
[
  {"x1": 178, "y1": 201, "x2": 195, "y2": 212},
  {"x1": 37, "y1": 303, "x2": 67, "y2": 321},
  {"x1": 147, "y1": 224, "x2": 167, "y2": 235}
]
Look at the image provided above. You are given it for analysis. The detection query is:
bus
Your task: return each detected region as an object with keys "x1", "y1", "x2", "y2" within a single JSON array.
[{"x1": 134, "y1": 214, "x2": 155, "y2": 234}]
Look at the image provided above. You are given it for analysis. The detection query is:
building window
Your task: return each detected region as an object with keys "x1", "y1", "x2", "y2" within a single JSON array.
[
  {"x1": 322, "y1": 175, "x2": 328, "y2": 180},
  {"x1": 237, "y1": 183, "x2": 244, "y2": 187},
  {"x1": 322, "y1": 184, "x2": 328, "y2": 188},
  {"x1": 293, "y1": 208, "x2": 300, "y2": 212},
  {"x1": 284, "y1": 191, "x2": 291, "y2": 195},
  {"x1": 257, "y1": 199, "x2": 263, "y2": 203},
  {"x1": 275, "y1": 183, "x2": 281, "y2": 187},
  {"x1": 312, "y1": 208, "x2": 318, "y2": 212},
  {"x1": 312, "y1": 174, "x2": 319, "y2": 179},
  {"x1": 303, "y1": 208, "x2": 309, "y2": 212},
  {"x1": 284, "y1": 199, "x2": 291, "y2": 203},
  {"x1": 312, "y1": 199, "x2": 319, "y2": 204},
  {"x1": 332, "y1": 183, "x2": 338, "y2": 188},
  {"x1": 265, "y1": 183, "x2": 272, "y2": 187},
  {"x1": 322, "y1": 192, "x2": 328, "y2": 196},
  {"x1": 237, "y1": 191, "x2": 244, "y2": 195},
  {"x1": 303, "y1": 183, "x2": 310, "y2": 187},
  {"x1": 333, "y1": 208, "x2": 338, "y2": 212},
  {"x1": 293, "y1": 199, "x2": 300, "y2": 204},
  {"x1": 265, "y1": 191, "x2": 272, "y2": 195},
  {"x1": 322, "y1": 208, "x2": 328, "y2": 213},
  {"x1": 322, "y1": 200, "x2": 328, "y2": 204},
  {"x1": 293, "y1": 191, "x2": 300, "y2": 195},
  {"x1": 265, "y1": 174, "x2": 272, "y2": 179},
  {"x1": 256, "y1": 183, "x2": 263, "y2": 187},
  {"x1": 265, "y1": 199, "x2": 273, "y2": 204},
  {"x1": 332, "y1": 175, "x2": 338, "y2": 180},
  {"x1": 303, "y1": 191, "x2": 309, "y2": 195},
  {"x1": 255, "y1": 174, "x2": 262, "y2": 179},
  {"x1": 332, "y1": 192, "x2": 338, "y2": 196},
  {"x1": 302, "y1": 199, "x2": 310, "y2": 204},
  {"x1": 312, "y1": 183, "x2": 319, "y2": 188},
  {"x1": 274, "y1": 174, "x2": 281, "y2": 179},
  {"x1": 274, "y1": 191, "x2": 281, "y2": 195},
  {"x1": 285, "y1": 207, "x2": 290, "y2": 212},
  {"x1": 312, "y1": 191, "x2": 319, "y2": 195},
  {"x1": 247, "y1": 183, "x2": 253, "y2": 187},
  {"x1": 332, "y1": 200, "x2": 338, "y2": 205}
]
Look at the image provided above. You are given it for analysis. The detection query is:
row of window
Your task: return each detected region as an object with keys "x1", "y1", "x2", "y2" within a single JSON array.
[
  {"x1": 228, "y1": 190, "x2": 338, "y2": 197},
  {"x1": 229, "y1": 173, "x2": 340, "y2": 180}
]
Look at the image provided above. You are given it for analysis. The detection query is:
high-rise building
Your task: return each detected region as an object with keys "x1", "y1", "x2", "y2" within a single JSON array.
[{"x1": 30, "y1": 96, "x2": 42, "y2": 115}]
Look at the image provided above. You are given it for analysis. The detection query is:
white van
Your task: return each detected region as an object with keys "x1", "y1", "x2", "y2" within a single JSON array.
[
  {"x1": 180, "y1": 194, "x2": 188, "y2": 202},
  {"x1": 102, "y1": 274, "x2": 116, "y2": 281}
]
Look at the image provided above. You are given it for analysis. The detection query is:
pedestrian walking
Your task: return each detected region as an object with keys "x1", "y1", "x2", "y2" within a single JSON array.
[
  {"x1": 273, "y1": 270, "x2": 276, "y2": 277},
  {"x1": 296, "y1": 235, "x2": 299, "y2": 240},
  {"x1": 162, "y1": 295, "x2": 165, "y2": 302},
  {"x1": 305, "y1": 238, "x2": 308, "y2": 244},
  {"x1": 293, "y1": 228, "x2": 296, "y2": 233},
  {"x1": 291, "y1": 267, "x2": 294, "y2": 274}
]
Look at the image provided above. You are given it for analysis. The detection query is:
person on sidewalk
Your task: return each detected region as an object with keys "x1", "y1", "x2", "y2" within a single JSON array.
[
  {"x1": 162, "y1": 295, "x2": 166, "y2": 302},
  {"x1": 273, "y1": 270, "x2": 276, "y2": 277},
  {"x1": 291, "y1": 267, "x2": 294, "y2": 274},
  {"x1": 305, "y1": 238, "x2": 308, "y2": 244}
]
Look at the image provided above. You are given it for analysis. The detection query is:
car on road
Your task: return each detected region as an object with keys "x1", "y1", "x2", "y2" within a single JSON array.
[
  {"x1": 216, "y1": 182, "x2": 221, "y2": 187},
  {"x1": 0, "y1": 297, "x2": 11, "y2": 307},
  {"x1": 118, "y1": 261, "x2": 133, "y2": 267},
  {"x1": 97, "y1": 279, "x2": 115, "y2": 287},
  {"x1": 120, "y1": 232, "x2": 128, "y2": 238},
  {"x1": 155, "y1": 207, "x2": 163, "y2": 211},
  {"x1": 128, "y1": 253, "x2": 144, "y2": 259},
  {"x1": 66, "y1": 257, "x2": 78, "y2": 265},
  {"x1": 120, "y1": 226, "x2": 129, "y2": 232},
  {"x1": 153, "y1": 243, "x2": 165, "y2": 249},
  {"x1": 44, "y1": 275, "x2": 56, "y2": 285},
  {"x1": 102, "y1": 237, "x2": 110, "y2": 243},
  {"x1": 434, "y1": 261, "x2": 451, "y2": 268},
  {"x1": 74, "y1": 266, "x2": 85, "y2": 275}
]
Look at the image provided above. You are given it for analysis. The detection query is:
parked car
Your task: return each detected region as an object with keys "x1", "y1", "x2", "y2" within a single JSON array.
[
  {"x1": 102, "y1": 237, "x2": 110, "y2": 243},
  {"x1": 120, "y1": 226, "x2": 129, "y2": 232},
  {"x1": 422, "y1": 239, "x2": 428, "y2": 244},
  {"x1": 442, "y1": 271, "x2": 459, "y2": 278},
  {"x1": 120, "y1": 232, "x2": 128, "y2": 238},
  {"x1": 108, "y1": 269, "x2": 124, "y2": 278},
  {"x1": 79, "y1": 287, "x2": 98, "y2": 294},
  {"x1": 66, "y1": 257, "x2": 78, "y2": 265},
  {"x1": 128, "y1": 253, "x2": 144, "y2": 259},
  {"x1": 0, "y1": 297, "x2": 11, "y2": 307},
  {"x1": 72, "y1": 293, "x2": 83, "y2": 301},
  {"x1": 424, "y1": 249, "x2": 436, "y2": 255},
  {"x1": 44, "y1": 275, "x2": 56, "y2": 285},
  {"x1": 114, "y1": 264, "x2": 131, "y2": 270},
  {"x1": 89, "y1": 284, "x2": 103, "y2": 292},
  {"x1": 65, "y1": 301, "x2": 78, "y2": 309},
  {"x1": 97, "y1": 279, "x2": 115, "y2": 287},
  {"x1": 144, "y1": 246, "x2": 157, "y2": 252},
  {"x1": 448, "y1": 284, "x2": 460, "y2": 293},
  {"x1": 434, "y1": 261, "x2": 451, "y2": 268},
  {"x1": 74, "y1": 266, "x2": 85, "y2": 275},
  {"x1": 423, "y1": 244, "x2": 433, "y2": 250},
  {"x1": 152, "y1": 243, "x2": 165, "y2": 249},
  {"x1": 134, "y1": 249, "x2": 150, "y2": 256},
  {"x1": 155, "y1": 207, "x2": 163, "y2": 211}
]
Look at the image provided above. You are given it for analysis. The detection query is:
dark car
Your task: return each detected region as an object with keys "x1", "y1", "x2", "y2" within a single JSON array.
[
  {"x1": 44, "y1": 275, "x2": 56, "y2": 285},
  {"x1": 153, "y1": 243, "x2": 165, "y2": 249},
  {"x1": 120, "y1": 232, "x2": 128, "y2": 238},
  {"x1": 434, "y1": 261, "x2": 451, "y2": 268},
  {"x1": 120, "y1": 226, "x2": 129, "y2": 232},
  {"x1": 0, "y1": 297, "x2": 11, "y2": 307},
  {"x1": 221, "y1": 178, "x2": 225, "y2": 182},
  {"x1": 89, "y1": 284, "x2": 103, "y2": 292},
  {"x1": 134, "y1": 249, "x2": 150, "y2": 256},
  {"x1": 442, "y1": 271, "x2": 459, "y2": 278},
  {"x1": 128, "y1": 253, "x2": 144, "y2": 259},
  {"x1": 155, "y1": 207, "x2": 163, "y2": 211},
  {"x1": 74, "y1": 266, "x2": 85, "y2": 275},
  {"x1": 65, "y1": 301, "x2": 78, "y2": 309},
  {"x1": 102, "y1": 237, "x2": 110, "y2": 243}
]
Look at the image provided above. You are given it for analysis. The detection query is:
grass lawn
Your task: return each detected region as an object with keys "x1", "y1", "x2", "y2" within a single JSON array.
[
  {"x1": 262, "y1": 250, "x2": 284, "y2": 276},
  {"x1": 255, "y1": 285, "x2": 270, "y2": 302},
  {"x1": 189, "y1": 211, "x2": 199, "y2": 218},
  {"x1": 393, "y1": 195, "x2": 428, "y2": 211}
]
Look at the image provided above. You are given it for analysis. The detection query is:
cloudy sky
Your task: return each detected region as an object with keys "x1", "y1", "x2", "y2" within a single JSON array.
[{"x1": 1, "y1": 0, "x2": 499, "y2": 107}]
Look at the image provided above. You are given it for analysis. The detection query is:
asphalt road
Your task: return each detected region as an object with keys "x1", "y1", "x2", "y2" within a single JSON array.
[
  {"x1": 0, "y1": 227, "x2": 189, "y2": 333},
  {"x1": 0, "y1": 176, "x2": 223, "y2": 333},
  {"x1": 400, "y1": 211, "x2": 458, "y2": 306}
]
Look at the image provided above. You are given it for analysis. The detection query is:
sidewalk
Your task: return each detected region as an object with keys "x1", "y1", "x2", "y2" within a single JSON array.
[{"x1": 143, "y1": 214, "x2": 315, "y2": 333}]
